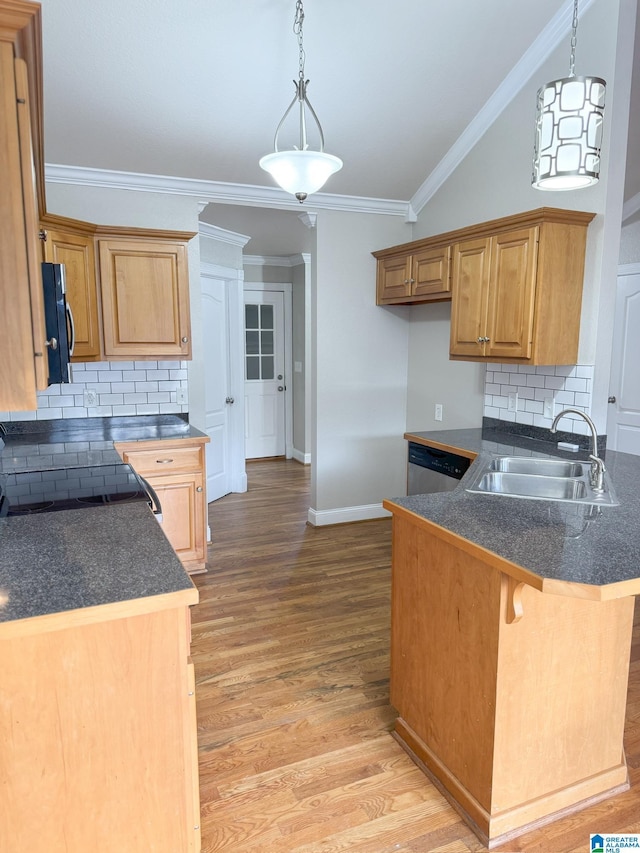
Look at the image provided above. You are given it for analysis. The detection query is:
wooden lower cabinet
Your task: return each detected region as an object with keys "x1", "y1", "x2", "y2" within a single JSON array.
[
  {"x1": 0, "y1": 600, "x2": 201, "y2": 852},
  {"x1": 387, "y1": 508, "x2": 633, "y2": 847},
  {"x1": 116, "y1": 436, "x2": 209, "y2": 574}
]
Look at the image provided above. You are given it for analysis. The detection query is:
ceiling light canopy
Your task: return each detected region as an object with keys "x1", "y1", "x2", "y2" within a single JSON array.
[
  {"x1": 259, "y1": 0, "x2": 342, "y2": 203},
  {"x1": 532, "y1": 0, "x2": 605, "y2": 191}
]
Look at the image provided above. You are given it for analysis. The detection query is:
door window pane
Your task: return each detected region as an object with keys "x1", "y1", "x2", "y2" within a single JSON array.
[
  {"x1": 246, "y1": 330, "x2": 259, "y2": 355},
  {"x1": 261, "y1": 330, "x2": 274, "y2": 355},
  {"x1": 260, "y1": 304, "x2": 274, "y2": 329},
  {"x1": 261, "y1": 356, "x2": 274, "y2": 380},
  {"x1": 245, "y1": 304, "x2": 259, "y2": 329},
  {"x1": 246, "y1": 356, "x2": 260, "y2": 380}
]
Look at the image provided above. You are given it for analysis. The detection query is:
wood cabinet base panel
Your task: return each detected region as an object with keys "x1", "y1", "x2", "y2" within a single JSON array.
[{"x1": 393, "y1": 719, "x2": 629, "y2": 848}]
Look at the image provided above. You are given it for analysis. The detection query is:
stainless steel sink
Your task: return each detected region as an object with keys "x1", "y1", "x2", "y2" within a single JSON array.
[
  {"x1": 489, "y1": 457, "x2": 584, "y2": 478},
  {"x1": 475, "y1": 471, "x2": 587, "y2": 500},
  {"x1": 465, "y1": 454, "x2": 619, "y2": 506}
]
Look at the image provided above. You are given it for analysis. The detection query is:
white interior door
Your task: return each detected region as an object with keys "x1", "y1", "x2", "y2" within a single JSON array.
[
  {"x1": 244, "y1": 291, "x2": 286, "y2": 459},
  {"x1": 607, "y1": 268, "x2": 640, "y2": 454},
  {"x1": 201, "y1": 274, "x2": 231, "y2": 501}
]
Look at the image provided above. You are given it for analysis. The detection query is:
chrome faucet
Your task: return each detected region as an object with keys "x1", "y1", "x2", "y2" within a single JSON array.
[{"x1": 550, "y1": 408, "x2": 606, "y2": 492}]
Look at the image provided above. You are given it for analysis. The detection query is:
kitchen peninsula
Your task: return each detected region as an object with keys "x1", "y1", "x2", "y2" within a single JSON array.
[
  {"x1": 384, "y1": 426, "x2": 640, "y2": 848},
  {"x1": 0, "y1": 414, "x2": 206, "y2": 852}
]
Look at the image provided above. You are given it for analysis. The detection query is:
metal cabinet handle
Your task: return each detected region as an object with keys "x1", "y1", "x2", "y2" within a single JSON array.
[
  {"x1": 196, "y1": 486, "x2": 203, "y2": 493},
  {"x1": 46, "y1": 337, "x2": 58, "y2": 350},
  {"x1": 476, "y1": 336, "x2": 483, "y2": 344},
  {"x1": 181, "y1": 336, "x2": 189, "y2": 343},
  {"x1": 156, "y1": 458, "x2": 174, "y2": 464}
]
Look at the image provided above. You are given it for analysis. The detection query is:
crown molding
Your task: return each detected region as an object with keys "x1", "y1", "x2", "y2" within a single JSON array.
[
  {"x1": 243, "y1": 254, "x2": 299, "y2": 267},
  {"x1": 45, "y1": 163, "x2": 412, "y2": 219},
  {"x1": 622, "y1": 191, "x2": 640, "y2": 224},
  {"x1": 198, "y1": 221, "x2": 251, "y2": 247},
  {"x1": 410, "y1": 0, "x2": 598, "y2": 216}
]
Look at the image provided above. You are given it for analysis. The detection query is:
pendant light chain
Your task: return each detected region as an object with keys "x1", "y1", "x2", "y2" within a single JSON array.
[
  {"x1": 294, "y1": 0, "x2": 306, "y2": 83},
  {"x1": 569, "y1": 0, "x2": 579, "y2": 78}
]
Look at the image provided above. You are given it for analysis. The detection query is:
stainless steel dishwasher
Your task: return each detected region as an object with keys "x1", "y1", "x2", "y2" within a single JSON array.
[{"x1": 407, "y1": 441, "x2": 472, "y2": 495}]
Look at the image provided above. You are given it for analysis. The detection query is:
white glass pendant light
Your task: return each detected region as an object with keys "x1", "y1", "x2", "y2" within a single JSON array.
[
  {"x1": 259, "y1": 0, "x2": 342, "y2": 202},
  {"x1": 532, "y1": 0, "x2": 606, "y2": 190}
]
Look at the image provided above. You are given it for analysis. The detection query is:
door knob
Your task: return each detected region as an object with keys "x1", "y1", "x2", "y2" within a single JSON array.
[
  {"x1": 225, "y1": 396, "x2": 234, "y2": 404},
  {"x1": 277, "y1": 374, "x2": 283, "y2": 380},
  {"x1": 608, "y1": 396, "x2": 616, "y2": 404},
  {"x1": 278, "y1": 386, "x2": 284, "y2": 392}
]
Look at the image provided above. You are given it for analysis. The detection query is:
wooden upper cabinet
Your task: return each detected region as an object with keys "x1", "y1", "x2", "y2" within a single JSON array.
[
  {"x1": 0, "y1": 17, "x2": 48, "y2": 411},
  {"x1": 40, "y1": 224, "x2": 101, "y2": 360},
  {"x1": 449, "y1": 211, "x2": 594, "y2": 365},
  {"x1": 450, "y1": 227, "x2": 538, "y2": 361},
  {"x1": 375, "y1": 208, "x2": 595, "y2": 365},
  {"x1": 99, "y1": 238, "x2": 192, "y2": 359},
  {"x1": 374, "y1": 243, "x2": 451, "y2": 304}
]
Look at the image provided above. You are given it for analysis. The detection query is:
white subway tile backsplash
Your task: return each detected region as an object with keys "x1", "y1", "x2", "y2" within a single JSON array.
[
  {"x1": 526, "y1": 374, "x2": 546, "y2": 388},
  {"x1": 484, "y1": 363, "x2": 595, "y2": 439},
  {"x1": 1, "y1": 361, "x2": 189, "y2": 422}
]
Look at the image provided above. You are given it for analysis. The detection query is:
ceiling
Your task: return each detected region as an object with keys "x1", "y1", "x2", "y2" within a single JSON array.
[{"x1": 38, "y1": 0, "x2": 639, "y2": 255}]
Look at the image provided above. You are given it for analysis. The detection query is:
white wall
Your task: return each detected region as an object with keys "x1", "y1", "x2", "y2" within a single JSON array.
[
  {"x1": 310, "y1": 210, "x2": 410, "y2": 521},
  {"x1": 44, "y1": 183, "x2": 206, "y2": 428},
  {"x1": 620, "y1": 218, "x2": 640, "y2": 264},
  {"x1": 406, "y1": 302, "x2": 485, "y2": 431},
  {"x1": 407, "y1": 0, "x2": 636, "y2": 435}
]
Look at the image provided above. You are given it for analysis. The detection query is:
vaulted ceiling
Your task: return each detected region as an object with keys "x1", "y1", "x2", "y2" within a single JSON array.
[{"x1": 39, "y1": 0, "x2": 639, "y2": 254}]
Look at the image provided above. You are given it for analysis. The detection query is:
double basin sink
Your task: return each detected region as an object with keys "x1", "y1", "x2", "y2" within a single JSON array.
[{"x1": 465, "y1": 455, "x2": 619, "y2": 507}]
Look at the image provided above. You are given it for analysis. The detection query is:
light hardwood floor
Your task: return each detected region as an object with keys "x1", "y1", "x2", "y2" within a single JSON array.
[{"x1": 191, "y1": 459, "x2": 640, "y2": 853}]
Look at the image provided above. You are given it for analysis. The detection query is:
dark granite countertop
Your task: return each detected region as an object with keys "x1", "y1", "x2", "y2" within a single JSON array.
[
  {"x1": 0, "y1": 502, "x2": 197, "y2": 626},
  {"x1": 391, "y1": 427, "x2": 640, "y2": 595},
  {"x1": 0, "y1": 414, "x2": 207, "y2": 474},
  {"x1": 0, "y1": 415, "x2": 202, "y2": 627}
]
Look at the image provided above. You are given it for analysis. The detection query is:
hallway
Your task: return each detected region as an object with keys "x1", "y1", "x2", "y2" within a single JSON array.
[{"x1": 191, "y1": 459, "x2": 640, "y2": 853}]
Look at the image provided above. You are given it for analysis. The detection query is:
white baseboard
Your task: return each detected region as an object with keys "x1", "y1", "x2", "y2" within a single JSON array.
[
  {"x1": 292, "y1": 448, "x2": 311, "y2": 465},
  {"x1": 307, "y1": 503, "x2": 392, "y2": 526}
]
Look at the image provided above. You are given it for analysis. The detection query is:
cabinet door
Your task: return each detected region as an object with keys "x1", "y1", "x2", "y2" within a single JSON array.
[
  {"x1": 0, "y1": 45, "x2": 46, "y2": 410},
  {"x1": 412, "y1": 245, "x2": 451, "y2": 299},
  {"x1": 99, "y1": 239, "x2": 191, "y2": 358},
  {"x1": 152, "y1": 471, "x2": 206, "y2": 567},
  {"x1": 485, "y1": 228, "x2": 538, "y2": 360},
  {"x1": 450, "y1": 238, "x2": 491, "y2": 357},
  {"x1": 376, "y1": 254, "x2": 413, "y2": 303},
  {"x1": 42, "y1": 228, "x2": 101, "y2": 360}
]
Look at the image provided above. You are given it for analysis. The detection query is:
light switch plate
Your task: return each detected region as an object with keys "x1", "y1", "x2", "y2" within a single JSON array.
[
  {"x1": 176, "y1": 387, "x2": 188, "y2": 404},
  {"x1": 543, "y1": 397, "x2": 554, "y2": 419}
]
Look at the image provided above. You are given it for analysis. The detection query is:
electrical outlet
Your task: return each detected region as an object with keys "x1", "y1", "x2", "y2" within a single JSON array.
[
  {"x1": 543, "y1": 397, "x2": 555, "y2": 419},
  {"x1": 83, "y1": 389, "x2": 98, "y2": 407},
  {"x1": 434, "y1": 403, "x2": 443, "y2": 422},
  {"x1": 176, "y1": 387, "x2": 188, "y2": 404},
  {"x1": 507, "y1": 392, "x2": 518, "y2": 413}
]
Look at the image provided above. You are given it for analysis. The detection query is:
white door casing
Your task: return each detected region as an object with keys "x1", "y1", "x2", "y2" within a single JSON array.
[
  {"x1": 243, "y1": 284, "x2": 292, "y2": 460},
  {"x1": 201, "y1": 263, "x2": 247, "y2": 501},
  {"x1": 607, "y1": 264, "x2": 640, "y2": 454}
]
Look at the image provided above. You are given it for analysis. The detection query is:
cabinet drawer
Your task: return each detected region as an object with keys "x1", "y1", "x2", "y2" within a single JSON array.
[{"x1": 120, "y1": 444, "x2": 203, "y2": 475}]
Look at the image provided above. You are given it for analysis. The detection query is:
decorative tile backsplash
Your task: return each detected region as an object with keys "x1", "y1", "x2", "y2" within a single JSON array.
[
  {"x1": 484, "y1": 364, "x2": 594, "y2": 436},
  {"x1": 0, "y1": 361, "x2": 188, "y2": 422}
]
